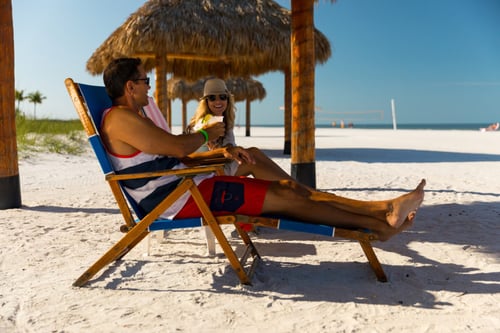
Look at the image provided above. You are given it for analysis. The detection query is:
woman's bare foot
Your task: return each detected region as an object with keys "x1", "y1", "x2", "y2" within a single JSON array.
[{"x1": 385, "y1": 179, "x2": 426, "y2": 228}]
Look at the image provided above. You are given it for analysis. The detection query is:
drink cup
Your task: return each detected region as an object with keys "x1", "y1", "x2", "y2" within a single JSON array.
[
  {"x1": 208, "y1": 115, "x2": 224, "y2": 124},
  {"x1": 207, "y1": 116, "x2": 224, "y2": 124}
]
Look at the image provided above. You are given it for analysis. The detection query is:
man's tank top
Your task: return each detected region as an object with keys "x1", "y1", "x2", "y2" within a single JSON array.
[{"x1": 101, "y1": 106, "x2": 213, "y2": 219}]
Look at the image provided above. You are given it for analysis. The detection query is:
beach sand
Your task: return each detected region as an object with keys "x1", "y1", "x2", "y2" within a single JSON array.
[{"x1": 1, "y1": 127, "x2": 499, "y2": 332}]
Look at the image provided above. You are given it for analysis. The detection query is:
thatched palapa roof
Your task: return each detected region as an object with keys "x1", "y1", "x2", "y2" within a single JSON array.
[
  {"x1": 167, "y1": 77, "x2": 266, "y2": 102},
  {"x1": 168, "y1": 76, "x2": 266, "y2": 131},
  {"x1": 86, "y1": 0, "x2": 331, "y2": 79}
]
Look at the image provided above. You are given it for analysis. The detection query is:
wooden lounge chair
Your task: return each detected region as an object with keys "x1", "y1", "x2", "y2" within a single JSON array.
[{"x1": 65, "y1": 78, "x2": 388, "y2": 287}]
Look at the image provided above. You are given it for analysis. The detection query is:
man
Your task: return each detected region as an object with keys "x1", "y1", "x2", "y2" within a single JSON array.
[{"x1": 101, "y1": 58, "x2": 425, "y2": 241}]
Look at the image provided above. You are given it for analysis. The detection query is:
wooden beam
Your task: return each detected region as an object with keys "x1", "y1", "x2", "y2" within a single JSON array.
[
  {"x1": 0, "y1": 0, "x2": 21, "y2": 209},
  {"x1": 290, "y1": 0, "x2": 316, "y2": 188},
  {"x1": 136, "y1": 52, "x2": 231, "y2": 63}
]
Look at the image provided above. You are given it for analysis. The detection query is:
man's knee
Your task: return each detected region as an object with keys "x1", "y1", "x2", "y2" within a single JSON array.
[
  {"x1": 272, "y1": 179, "x2": 308, "y2": 199},
  {"x1": 247, "y1": 147, "x2": 263, "y2": 158}
]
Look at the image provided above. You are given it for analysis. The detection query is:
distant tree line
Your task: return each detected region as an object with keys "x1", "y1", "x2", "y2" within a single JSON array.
[{"x1": 15, "y1": 89, "x2": 46, "y2": 119}]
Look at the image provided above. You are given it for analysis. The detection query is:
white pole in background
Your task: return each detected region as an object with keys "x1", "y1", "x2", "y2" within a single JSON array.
[{"x1": 391, "y1": 98, "x2": 397, "y2": 130}]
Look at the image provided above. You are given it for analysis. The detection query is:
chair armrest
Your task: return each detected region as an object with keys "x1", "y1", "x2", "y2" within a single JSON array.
[
  {"x1": 181, "y1": 150, "x2": 232, "y2": 167},
  {"x1": 105, "y1": 164, "x2": 225, "y2": 181}
]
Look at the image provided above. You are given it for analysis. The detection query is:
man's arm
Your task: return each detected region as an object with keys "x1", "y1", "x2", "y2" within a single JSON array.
[
  {"x1": 102, "y1": 106, "x2": 225, "y2": 158},
  {"x1": 184, "y1": 146, "x2": 255, "y2": 166}
]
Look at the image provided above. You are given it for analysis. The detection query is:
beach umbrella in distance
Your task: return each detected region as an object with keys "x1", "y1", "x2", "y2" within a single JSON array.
[
  {"x1": 167, "y1": 77, "x2": 266, "y2": 134},
  {"x1": 0, "y1": 0, "x2": 22, "y2": 209},
  {"x1": 85, "y1": 0, "x2": 331, "y2": 169}
]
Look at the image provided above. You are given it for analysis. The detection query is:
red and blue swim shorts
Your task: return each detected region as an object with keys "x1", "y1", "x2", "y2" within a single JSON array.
[{"x1": 175, "y1": 175, "x2": 271, "y2": 219}]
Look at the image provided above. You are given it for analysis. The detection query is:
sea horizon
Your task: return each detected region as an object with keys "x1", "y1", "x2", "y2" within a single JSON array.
[{"x1": 233, "y1": 122, "x2": 498, "y2": 131}]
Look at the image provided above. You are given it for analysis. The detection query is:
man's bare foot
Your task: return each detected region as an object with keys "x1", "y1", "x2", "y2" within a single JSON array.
[
  {"x1": 386, "y1": 179, "x2": 426, "y2": 228},
  {"x1": 407, "y1": 210, "x2": 417, "y2": 222},
  {"x1": 377, "y1": 218, "x2": 414, "y2": 241}
]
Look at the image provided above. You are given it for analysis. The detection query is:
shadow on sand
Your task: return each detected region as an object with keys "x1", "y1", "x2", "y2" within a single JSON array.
[
  {"x1": 263, "y1": 147, "x2": 500, "y2": 163},
  {"x1": 83, "y1": 200, "x2": 499, "y2": 309}
]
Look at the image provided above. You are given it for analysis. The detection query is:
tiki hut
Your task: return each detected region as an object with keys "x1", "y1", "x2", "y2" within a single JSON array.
[
  {"x1": 167, "y1": 77, "x2": 266, "y2": 135},
  {"x1": 87, "y1": 0, "x2": 334, "y2": 187},
  {"x1": 86, "y1": 0, "x2": 330, "y2": 78},
  {"x1": 86, "y1": 0, "x2": 330, "y2": 141}
]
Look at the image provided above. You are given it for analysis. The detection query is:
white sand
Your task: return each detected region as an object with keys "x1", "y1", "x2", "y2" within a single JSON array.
[{"x1": 1, "y1": 127, "x2": 499, "y2": 332}]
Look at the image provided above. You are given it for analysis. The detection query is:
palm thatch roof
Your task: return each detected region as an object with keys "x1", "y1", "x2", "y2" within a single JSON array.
[
  {"x1": 86, "y1": 0, "x2": 331, "y2": 79},
  {"x1": 167, "y1": 77, "x2": 266, "y2": 102}
]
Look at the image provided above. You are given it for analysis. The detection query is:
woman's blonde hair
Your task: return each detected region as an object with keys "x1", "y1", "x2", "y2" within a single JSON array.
[{"x1": 186, "y1": 85, "x2": 236, "y2": 135}]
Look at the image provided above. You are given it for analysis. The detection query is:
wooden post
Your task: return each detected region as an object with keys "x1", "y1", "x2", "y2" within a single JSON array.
[
  {"x1": 167, "y1": 98, "x2": 172, "y2": 130},
  {"x1": 0, "y1": 0, "x2": 22, "y2": 209},
  {"x1": 283, "y1": 66, "x2": 291, "y2": 155},
  {"x1": 290, "y1": 0, "x2": 316, "y2": 188},
  {"x1": 181, "y1": 100, "x2": 187, "y2": 131},
  {"x1": 245, "y1": 99, "x2": 251, "y2": 137},
  {"x1": 154, "y1": 54, "x2": 168, "y2": 122}
]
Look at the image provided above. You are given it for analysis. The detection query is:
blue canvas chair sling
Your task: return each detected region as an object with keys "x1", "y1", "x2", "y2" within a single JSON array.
[{"x1": 65, "y1": 78, "x2": 388, "y2": 287}]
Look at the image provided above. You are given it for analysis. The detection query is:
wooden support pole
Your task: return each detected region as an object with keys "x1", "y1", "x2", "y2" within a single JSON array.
[
  {"x1": 290, "y1": 0, "x2": 316, "y2": 188},
  {"x1": 0, "y1": 0, "x2": 21, "y2": 209},
  {"x1": 182, "y1": 100, "x2": 187, "y2": 131},
  {"x1": 245, "y1": 99, "x2": 251, "y2": 137},
  {"x1": 283, "y1": 66, "x2": 291, "y2": 155},
  {"x1": 154, "y1": 54, "x2": 168, "y2": 122}
]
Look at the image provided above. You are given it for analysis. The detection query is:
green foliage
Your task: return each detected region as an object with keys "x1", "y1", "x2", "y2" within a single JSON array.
[
  {"x1": 16, "y1": 113, "x2": 86, "y2": 155},
  {"x1": 26, "y1": 90, "x2": 47, "y2": 119},
  {"x1": 15, "y1": 89, "x2": 26, "y2": 111}
]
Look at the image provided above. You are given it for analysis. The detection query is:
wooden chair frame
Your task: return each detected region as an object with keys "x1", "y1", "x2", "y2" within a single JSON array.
[{"x1": 65, "y1": 78, "x2": 388, "y2": 287}]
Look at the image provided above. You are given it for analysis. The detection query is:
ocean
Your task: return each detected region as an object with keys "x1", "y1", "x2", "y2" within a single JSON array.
[{"x1": 254, "y1": 123, "x2": 495, "y2": 131}]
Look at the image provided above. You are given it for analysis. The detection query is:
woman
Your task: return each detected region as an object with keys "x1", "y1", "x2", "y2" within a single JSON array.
[{"x1": 187, "y1": 78, "x2": 293, "y2": 181}]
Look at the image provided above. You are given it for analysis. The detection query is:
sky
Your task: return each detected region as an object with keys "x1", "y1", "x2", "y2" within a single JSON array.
[{"x1": 11, "y1": 0, "x2": 500, "y2": 126}]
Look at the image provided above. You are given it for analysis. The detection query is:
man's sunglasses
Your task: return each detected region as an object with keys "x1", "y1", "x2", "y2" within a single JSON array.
[
  {"x1": 134, "y1": 77, "x2": 150, "y2": 85},
  {"x1": 207, "y1": 94, "x2": 228, "y2": 102}
]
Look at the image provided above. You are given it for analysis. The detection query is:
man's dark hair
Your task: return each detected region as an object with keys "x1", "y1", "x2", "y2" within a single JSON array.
[{"x1": 103, "y1": 58, "x2": 142, "y2": 101}]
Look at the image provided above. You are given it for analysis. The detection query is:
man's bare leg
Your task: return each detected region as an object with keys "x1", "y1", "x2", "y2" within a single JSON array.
[
  {"x1": 309, "y1": 179, "x2": 426, "y2": 228},
  {"x1": 234, "y1": 147, "x2": 294, "y2": 181},
  {"x1": 261, "y1": 179, "x2": 426, "y2": 240}
]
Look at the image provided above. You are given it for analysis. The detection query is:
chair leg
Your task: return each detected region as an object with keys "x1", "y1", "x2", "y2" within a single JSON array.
[
  {"x1": 204, "y1": 218, "x2": 254, "y2": 284},
  {"x1": 145, "y1": 231, "x2": 161, "y2": 257},
  {"x1": 189, "y1": 188, "x2": 260, "y2": 284},
  {"x1": 73, "y1": 229, "x2": 150, "y2": 287},
  {"x1": 233, "y1": 223, "x2": 261, "y2": 278},
  {"x1": 203, "y1": 226, "x2": 216, "y2": 256},
  {"x1": 147, "y1": 233, "x2": 152, "y2": 256},
  {"x1": 358, "y1": 240, "x2": 388, "y2": 282}
]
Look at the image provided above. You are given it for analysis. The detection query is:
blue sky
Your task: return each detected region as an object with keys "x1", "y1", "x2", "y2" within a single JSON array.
[{"x1": 12, "y1": 0, "x2": 500, "y2": 126}]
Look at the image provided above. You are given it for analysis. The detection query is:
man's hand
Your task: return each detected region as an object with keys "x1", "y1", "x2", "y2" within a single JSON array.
[
  {"x1": 203, "y1": 122, "x2": 225, "y2": 141},
  {"x1": 224, "y1": 146, "x2": 256, "y2": 165}
]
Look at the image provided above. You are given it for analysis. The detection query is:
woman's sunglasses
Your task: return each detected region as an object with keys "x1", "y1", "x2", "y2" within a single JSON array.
[{"x1": 207, "y1": 94, "x2": 228, "y2": 102}]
